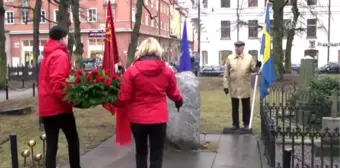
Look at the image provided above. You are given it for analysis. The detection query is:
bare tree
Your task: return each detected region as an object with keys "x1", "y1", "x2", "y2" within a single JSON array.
[{"x1": 71, "y1": 0, "x2": 82, "y2": 68}]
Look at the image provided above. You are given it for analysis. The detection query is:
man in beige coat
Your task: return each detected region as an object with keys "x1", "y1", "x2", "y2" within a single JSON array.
[{"x1": 223, "y1": 41, "x2": 261, "y2": 130}]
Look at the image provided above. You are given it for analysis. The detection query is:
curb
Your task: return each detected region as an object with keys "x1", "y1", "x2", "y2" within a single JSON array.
[{"x1": 257, "y1": 137, "x2": 270, "y2": 168}]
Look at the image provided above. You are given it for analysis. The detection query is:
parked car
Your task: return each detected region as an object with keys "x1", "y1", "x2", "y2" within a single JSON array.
[
  {"x1": 82, "y1": 58, "x2": 98, "y2": 71},
  {"x1": 318, "y1": 62, "x2": 340, "y2": 74},
  {"x1": 291, "y1": 64, "x2": 300, "y2": 73},
  {"x1": 200, "y1": 65, "x2": 225, "y2": 77}
]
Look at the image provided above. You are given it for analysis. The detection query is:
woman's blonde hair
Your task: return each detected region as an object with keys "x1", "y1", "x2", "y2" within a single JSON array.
[{"x1": 135, "y1": 37, "x2": 163, "y2": 58}]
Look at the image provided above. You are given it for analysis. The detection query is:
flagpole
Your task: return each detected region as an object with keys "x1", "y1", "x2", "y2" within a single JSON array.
[{"x1": 249, "y1": 1, "x2": 268, "y2": 129}]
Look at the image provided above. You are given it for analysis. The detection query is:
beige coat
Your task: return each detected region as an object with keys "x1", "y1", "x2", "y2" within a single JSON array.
[{"x1": 223, "y1": 53, "x2": 257, "y2": 99}]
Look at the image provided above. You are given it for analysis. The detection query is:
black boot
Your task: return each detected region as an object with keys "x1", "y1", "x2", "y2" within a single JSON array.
[{"x1": 231, "y1": 125, "x2": 239, "y2": 130}]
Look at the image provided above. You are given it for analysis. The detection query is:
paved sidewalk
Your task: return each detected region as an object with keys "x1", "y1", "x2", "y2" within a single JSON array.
[
  {"x1": 0, "y1": 89, "x2": 34, "y2": 102},
  {"x1": 61, "y1": 134, "x2": 262, "y2": 168}
]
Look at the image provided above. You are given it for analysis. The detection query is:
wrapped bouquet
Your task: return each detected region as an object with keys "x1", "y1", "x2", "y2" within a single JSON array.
[{"x1": 64, "y1": 68, "x2": 120, "y2": 108}]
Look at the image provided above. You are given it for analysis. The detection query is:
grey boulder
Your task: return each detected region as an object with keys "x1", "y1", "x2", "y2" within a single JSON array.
[{"x1": 166, "y1": 71, "x2": 200, "y2": 150}]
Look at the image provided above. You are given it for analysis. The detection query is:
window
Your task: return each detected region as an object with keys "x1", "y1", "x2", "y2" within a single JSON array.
[
  {"x1": 40, "y1": 10, "x2": 46, "y2": 23},
  {"x1": 132, "y1": 8, "x2": 136, "y2": 22},
  {"x1": 54, "y1": 10, "x2": 58, "y2": 22},
  {"x1": 221, "y1": 21, "x2": 230, "y2": 39},
  {"x1": 202, "y1": 51, "x2": 208, "y2": 65},
  {"x1": 151, "y1": 0, "x2": 153, "y2": 7},
  {"x1": 87, "y1": 8, "x2": 97, "y2": 22},
  {"x1": 144, "y1": 0, "x2": 148, "y2": 5},
  {"x1": 219, "y1": 50, "x2": 232, "y2": 65},
  {"x1": 151, "y1": 19, "x2": 154, "y2": 27},
  {"x1": 248, "y1": 0, "x2": 258, "y2": 7},
  {"x1": 145, "y1": 14, "x2": 148, "y2": 25},
  {"x1": 5, "y1": 11, "x2": 14, "y2": 24},
  {"x1": 156, "y1": 0, "x2": 158, "y2": 10},
  {"x1": 283, "y1": 19, "x2": 290, "y2": 38},
  {"x1": 248, "y1": 50, "x2": 258, "y2": 61},
  {"x1": 203, "y1": 0, "x2": 208, "y2": 8},
  {"x1": 307, "y1": 19, "x2": 317, "y2": 38},
  {"x1": 307, "y1": 0, "x2": 316, "y2": 5},
  {"x1": 221, "y1": 0, "x2": 230, "y2": 8},
  {"x1": 21, "y1": 11, "x2": 28, "y2": 24},
  {"x1": 248, "y1": 20, "x2": 258, "y2": 38}
]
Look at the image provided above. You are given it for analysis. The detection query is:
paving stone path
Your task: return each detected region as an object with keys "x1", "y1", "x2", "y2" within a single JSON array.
[
  {"x1": 61, "y1": 134, "x2": 262, "y2": 168},
  {"x1": 0, "y1": 89, "x2": 33, "y2": 102}
]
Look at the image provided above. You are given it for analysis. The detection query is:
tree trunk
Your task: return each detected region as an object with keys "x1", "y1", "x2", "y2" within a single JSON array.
[
  {"x1": 272, "y1": 0, "x2": 284, "y2": 80},
  {"x1": 0, "y1": 0, "x2": 6, "y2": 88},
  {"x1": 285, "y1": 0, "x2": 299, "y2": 73},
  {"x1": 126, "y1": 0, "x2": 143, "y2": 66},
  {"x1": 57, "y1": 0, "x2": 73, "y2": 59},
  {"x1": 33, "y1": 0, "x2": 42, "y2": 80},
  {"x1": 71, "y1": 0, "x2": 82, "y2": 68}
]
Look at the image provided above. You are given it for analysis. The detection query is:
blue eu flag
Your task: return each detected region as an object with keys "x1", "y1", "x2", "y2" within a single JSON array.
[{"x1": 178, "y1": 20, "x2": 192, "y2": 72}]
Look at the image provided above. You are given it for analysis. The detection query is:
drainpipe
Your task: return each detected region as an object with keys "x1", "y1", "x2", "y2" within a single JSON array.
[
  {"x1": 158, "y1": 0, "x2": 161, "y2": 41},
  {"x1": 130, "y1": 0, "x2": 133, "y2": 30}
]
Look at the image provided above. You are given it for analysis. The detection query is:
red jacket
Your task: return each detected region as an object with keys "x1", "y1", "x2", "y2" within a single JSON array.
[
  {"x1": 38, "y1": 39, "x2": 72, "y2": 117},
  {"x1": 116, "y1": 55, "x2": 183, "y2": 124}
]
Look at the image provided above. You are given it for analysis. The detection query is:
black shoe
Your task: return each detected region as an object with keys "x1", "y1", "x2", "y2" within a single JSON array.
[
  {"x1": 231, "y1": 125, "x2": 239, "y2": 130},
  {"x1": 243, "y1": 125, "x2": 250, "y2": 131}
]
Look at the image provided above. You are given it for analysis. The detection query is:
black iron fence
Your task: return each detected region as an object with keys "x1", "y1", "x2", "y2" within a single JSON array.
[
  {"x1": 7, "y1": 65, "x2": 37, "y2": 81},
  {"x1": 261, "y1": 83, "x2": 340, "y2": 168}
]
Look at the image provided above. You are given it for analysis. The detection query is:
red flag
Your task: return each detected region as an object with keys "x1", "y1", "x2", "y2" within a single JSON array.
[
  {"x1": 102, "y1": 0, "x2": 131, "y2": 146},
  {"x1": 102, "y1": 0, "x2": 119, "y2": 75}
]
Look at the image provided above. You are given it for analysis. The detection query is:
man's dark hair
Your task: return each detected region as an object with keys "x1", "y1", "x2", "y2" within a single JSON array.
[{"x1": 49, "y1": 26, "x2": 68, "y2": 40}]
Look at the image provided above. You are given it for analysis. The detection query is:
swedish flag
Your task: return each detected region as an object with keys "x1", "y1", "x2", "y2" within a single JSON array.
[{"x1": 260, "y1": 2, "x2": 277, "y2": 100}]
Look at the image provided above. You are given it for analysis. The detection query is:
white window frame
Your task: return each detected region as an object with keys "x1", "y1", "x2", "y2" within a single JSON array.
[
  {"x1": 21, "y1": 11, "x2": 28, "y2": 24},
  {"x1": 132, "y1": 8, "x2": 136, "y2": 22},
  {"x1": 151, "y1": 0, "x2": 153, "y2": 7},
  {"x1": 156, "y1": 0, "x2": 158, "y2": 10},
  {"x1": 40, "y1": 10, "x2": 46, "y2": 23},
  {"x1": 5, "y1": 11, "x2": 14, "y2": 24},
  {"x1": 145, "y1": 0, "x2": 148, "y2": 5},
  {"x1": 54, "y1": 9, "x2": 58, "y2": 22},
  {"x1": 87, "y1": 8, "x2": 97, "y2": 22},
  {"x1": 151, "y1": 19, "x2": 154, "y2": 27},
  {"x1": 145, "y1": 13, "x2": 148, "y2": 25}
]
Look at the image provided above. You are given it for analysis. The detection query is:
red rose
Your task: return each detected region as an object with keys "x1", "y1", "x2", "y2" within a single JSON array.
[
  {"x1": 104, "y1": 79, "x2": 112, "y2": 87},
  {"x1": 104, "y1": 69, "x2": 110, "y2": 75},
  {"x1": 111, "y1": 74, "x2": 118, "y2": 80},
  {"x1": 91, "y1": 69, "x2": 99, "y2": 75},
  {"x1": 93, "y1": 79, "x2": 99, "y2": 83},
  {"x1": 86, "y1": 74, "x2": 92, "y2": 82},
  {"x1": 75, "y1": 77, "x2": 81, "y2": 83},
  {"x1": 75, "y1": 69, "x2": 83, "y2": 76},
  {"x1": 96, "y1": 75, "x2": 104, "y2": 82}
]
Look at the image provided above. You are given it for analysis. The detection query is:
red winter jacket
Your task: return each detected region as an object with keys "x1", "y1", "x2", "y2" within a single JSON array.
[
  {"x1": 38, "y1": 39, "x2": 72, "y2": 117},
  {"x1": 116, "y1": 55, "x2": 183, "y2": 124}
]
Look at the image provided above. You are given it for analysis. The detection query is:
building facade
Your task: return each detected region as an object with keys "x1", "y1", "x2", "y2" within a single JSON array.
[
  {"x1": 169, "y1": 3, "x2": 194, "y2": 62},
  {"x1": 189, "y1": 0, "x2": 340, "y2": 67},
  {"x1": 4, "y1": 0, "x2": 177, "y2": 66}
]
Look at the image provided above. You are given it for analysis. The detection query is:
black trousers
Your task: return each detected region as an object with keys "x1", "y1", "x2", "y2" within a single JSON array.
[
  {"x1": 42, "y1": 113, "x2": 80, "y2": 168},
  {"x1": 131, "y1": 122, "x2": 167, "y2": 168},
  {"x1": 231, "y1": 97, "x2": 251, "y2": 127}
]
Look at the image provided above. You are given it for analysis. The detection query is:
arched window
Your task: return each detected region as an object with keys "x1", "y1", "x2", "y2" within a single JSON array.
[
  {"x1": 202, "y1": 50, "x2": 208, "y2": 65},
  {"x1": 248, "y1": 50, "x2": 258, "y2": 61},
  {"x1": 219, "y1": 50, "x2": 232, "y2": 65}
]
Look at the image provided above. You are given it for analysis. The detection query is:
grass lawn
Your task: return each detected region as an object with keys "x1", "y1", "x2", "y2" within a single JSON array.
[
  {"x1": 199, "y1": 77, "x2": 261, "y2": 135},
  {"x1": 0, "y1": 99, "x2": 115, "y2": 168}
]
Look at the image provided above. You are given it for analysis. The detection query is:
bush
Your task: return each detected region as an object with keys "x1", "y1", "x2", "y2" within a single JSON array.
[{"x1": 290, "y1": 76, "x2": 340, "y2": 127}]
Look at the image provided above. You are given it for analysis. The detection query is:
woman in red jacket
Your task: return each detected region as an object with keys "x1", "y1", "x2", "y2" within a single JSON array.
[
  {"x1": 38, "y1": 26, "x2": 80, "y2": 168},
  {"x1": 117, "y1": 37, "x2": 183, "y2": 168}
]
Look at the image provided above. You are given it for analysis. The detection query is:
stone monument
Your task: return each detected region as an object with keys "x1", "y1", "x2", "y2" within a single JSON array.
[
  {"x1": 166, "y1": 71, "x2": 200, "y2": 150},
  {"x1": 314, "y1": 90, "x2": 340, "y2": 157}
]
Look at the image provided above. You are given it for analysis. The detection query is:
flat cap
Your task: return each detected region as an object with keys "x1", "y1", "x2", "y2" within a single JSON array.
[{"x1": 234, "y1": 41, "x2": 245, "y2": 46}]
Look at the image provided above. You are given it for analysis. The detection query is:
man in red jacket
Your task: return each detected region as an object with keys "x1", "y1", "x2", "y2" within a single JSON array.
[{"x1": 38, "y1": 26, "x2": 80, "y2": 168}]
